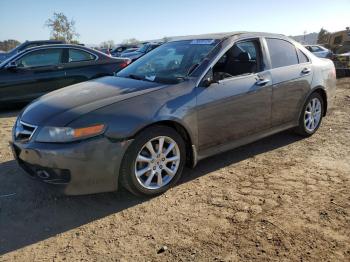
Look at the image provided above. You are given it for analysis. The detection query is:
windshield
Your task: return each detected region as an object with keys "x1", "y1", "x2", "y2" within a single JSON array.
[{"x1": 117, "y1": 39, "x2": 219, "y2": 84}]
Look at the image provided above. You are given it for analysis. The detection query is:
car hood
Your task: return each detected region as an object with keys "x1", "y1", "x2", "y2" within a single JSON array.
[{"x1": 20, "y1": 76, "x2": 165, "y2": 126}]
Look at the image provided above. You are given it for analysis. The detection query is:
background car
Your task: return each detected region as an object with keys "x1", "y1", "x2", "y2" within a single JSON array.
[
  {"x1": 110, "y1": 45, "x2": 140, "y2": 57},
  {"x1": 11, "y1": 32, "x2": 336, "y2": 197},
  {"x1": 0, "y1": 40, "x2": 65, "y2": 63},
  {"x1": 98, "y1": 48, "x2": 112, "y2": 56},
  {"x1": 120, "y1": 42, "x2": 162, "y2": 61},
  {"x1": 305, "y1": 45, "x2": 333, "y2": 58},
  {"x1": 0, "y1": 44, "x2": 130, "y2": 104},
  {"x1": 333, "y1": 49, "x2": 350, "y2": 77}
]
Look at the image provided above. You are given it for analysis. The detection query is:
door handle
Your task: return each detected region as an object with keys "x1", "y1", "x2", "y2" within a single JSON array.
[
  {"x1": 301, "y1": 67, "x2": 311, "y2": 74},
  {"x1": 56, "y1": 65, "x2": 64, "y2": 70},
  {"x1": 255, "y1": 78, "x2": 270, "y2": 86}
]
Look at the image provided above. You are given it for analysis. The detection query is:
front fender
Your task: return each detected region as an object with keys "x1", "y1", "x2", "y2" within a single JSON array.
[{"x1": 69, "y1": 80, "x2": 198, "y2": 146}]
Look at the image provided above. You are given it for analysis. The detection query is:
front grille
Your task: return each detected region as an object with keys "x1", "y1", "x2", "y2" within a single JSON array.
[{"x1": 14, "y1": 121, "x2": 37, "y2": 142}]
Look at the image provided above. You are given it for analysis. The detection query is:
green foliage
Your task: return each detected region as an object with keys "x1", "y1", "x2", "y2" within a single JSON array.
[
  {"x1": 45, "y1": 12, "x2": 79, "y2": 43},
  {"x1": 121, "y1": 38, "x2": 140, "y2": 45},
  {"x1": 100, "y1": 40, "x2": 115, "y2": 48},
  {"x1": 0, "y1": 39, "x2": 21, "y2": 51},
  {"x1": 162, "y1": 36, "x2": 170, "y2": 43},
  {"x1": 317, "y1": 28, "x2": 330, "y2": 45}
]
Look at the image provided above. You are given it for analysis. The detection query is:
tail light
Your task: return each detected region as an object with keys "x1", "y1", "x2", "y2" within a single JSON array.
[{"x1": 119, "y1": 59, "x2": 131, "y2": 69}]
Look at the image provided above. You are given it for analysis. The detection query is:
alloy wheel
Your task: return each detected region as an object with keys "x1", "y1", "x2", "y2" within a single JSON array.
[
  {"x1": 134, "y1": 136, "x2": 180, "y2": 190},
  {"x1": 304, "y1": 97, "x2": 322, "y2": 133}
]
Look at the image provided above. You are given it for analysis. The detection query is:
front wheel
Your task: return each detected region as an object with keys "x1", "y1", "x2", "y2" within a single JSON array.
[
  {"x1": 295, "y1": 92, "x2": 324, "y2": 136},
  {"x1": 120, "y1": 125, "x2": 186, "y2": 196}
]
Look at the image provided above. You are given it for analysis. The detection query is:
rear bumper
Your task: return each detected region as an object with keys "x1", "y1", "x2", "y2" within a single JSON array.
[{"x1": 10, "y1": 136, "x2": 133, "y2": 195}]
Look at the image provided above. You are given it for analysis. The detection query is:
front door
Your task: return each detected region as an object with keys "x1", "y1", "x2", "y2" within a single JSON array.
[
  {"x1": 0, "y1": 48, "x2": 65, "y2": 103},
  {"x1": 196, "y1": 38, "x2": 272, "y2": 151}
]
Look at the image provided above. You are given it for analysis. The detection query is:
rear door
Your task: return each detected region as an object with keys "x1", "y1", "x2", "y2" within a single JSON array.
[
  {"x1": 265, "y1": 38, "x2": 313, "y2": 127},
  {"x1": 0, "y1": 48, "x2": 65, "y2": 102},
  {"x1": 61, "y1": 48, "x2": 103, "y2": 86}
]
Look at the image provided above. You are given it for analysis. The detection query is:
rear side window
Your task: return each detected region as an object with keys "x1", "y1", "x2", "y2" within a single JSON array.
[
  {"x1": 69, "y1": 49, "x2": 95, "y2": 62},
  {"x1": 297, "y1": 49, "x2": 309, "y2": 63},
  {"x1": 16, "y1": 48, "x2": 62, "y2": 68},
  {"x1": 266, "y1": 38, "x2": 298, "y2": 68}
]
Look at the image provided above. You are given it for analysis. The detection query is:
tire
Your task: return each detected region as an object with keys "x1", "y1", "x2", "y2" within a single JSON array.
[
  {"x1": 119, "y1": 125, "x2": 186, "y2": 197},
  {"x1": 295, "y1": 92, "x2": 324, "y2": 137}
]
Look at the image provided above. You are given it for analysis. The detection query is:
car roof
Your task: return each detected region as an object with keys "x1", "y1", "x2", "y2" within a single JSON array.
[
  {"x1": 168, "y1": 31, "x2": 286, "y2": 42},
  {"x1": 24, "y1": 40, "x2": 65, "y2": 43},
  {"x1": 22, "y1": 44, "x2": 93, "y2": 52}
]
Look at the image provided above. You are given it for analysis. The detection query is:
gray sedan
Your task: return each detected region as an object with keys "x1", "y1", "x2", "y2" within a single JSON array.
[{"x1": 11, "y1": 32, "x2": 336, "y2": 196}]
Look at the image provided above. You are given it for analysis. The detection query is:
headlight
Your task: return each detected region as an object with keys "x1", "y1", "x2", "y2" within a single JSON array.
[{"x1": 35, "y1": 124, "x2": 106, "y2": 143}]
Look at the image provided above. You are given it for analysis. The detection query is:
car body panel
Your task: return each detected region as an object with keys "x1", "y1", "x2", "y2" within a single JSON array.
[
  {"x1": 196, "y1": 72, "x2": 272, "y2": 151},
  {"x1": 270, "y1": 63, "x2": 313, "y2": 126},
  {"x1": 20, "y1": 76, "x2": 165, "y2": 126},
  {"x1": 11, "y1": 136, "x2": 132, "y2": 195}
]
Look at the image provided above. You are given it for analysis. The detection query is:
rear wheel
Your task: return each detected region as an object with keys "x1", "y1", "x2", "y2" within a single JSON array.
[
  {"x1": 295, "y1": 92, "x2": 324, "y2": 136},
  {"x1": 120, "y1": 125, "x2": 186, "y2": 196}
]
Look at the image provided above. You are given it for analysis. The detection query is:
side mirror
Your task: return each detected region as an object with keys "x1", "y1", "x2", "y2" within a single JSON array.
[
  {"x1": 201, "y1": 68, "x2": 218, "y2": 87},
  {"x1": 6, "y1": 61, "x2": 18, "y2": 70},
  {"x1": 202, "y1": 77, "x2": 214, "y2": 87}
]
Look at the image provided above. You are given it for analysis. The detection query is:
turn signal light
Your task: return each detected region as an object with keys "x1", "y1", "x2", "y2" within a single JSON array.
[{"x1": 73, "y1": 124, "x2": 105, "y2": 138}]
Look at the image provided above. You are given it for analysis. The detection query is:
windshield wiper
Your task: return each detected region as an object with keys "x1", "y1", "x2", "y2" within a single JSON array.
[{"x1": 127, "y1": 74, "x2": 144, "y2": 80}]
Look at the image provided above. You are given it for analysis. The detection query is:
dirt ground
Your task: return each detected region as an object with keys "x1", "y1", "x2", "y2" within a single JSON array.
[{"x1": 0, "y1": 79, "x2": 349, "y2": 262}]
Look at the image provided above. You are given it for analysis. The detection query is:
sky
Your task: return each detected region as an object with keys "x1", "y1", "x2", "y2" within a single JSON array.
[{"x1": 0, "y1": 0, "x2": 349, "y2": 45}]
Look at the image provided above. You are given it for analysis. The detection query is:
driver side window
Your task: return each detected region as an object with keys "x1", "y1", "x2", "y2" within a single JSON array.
[
  {"x1": 16, "y1": 49, "x2": 62, "y2": 68},
  {"x1": 212, "y1": 39, "x2": 262, "y2": 81}
]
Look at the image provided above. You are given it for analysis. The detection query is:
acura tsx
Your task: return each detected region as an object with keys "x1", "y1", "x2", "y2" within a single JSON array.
[{"x1": 11, "y1": 32, "x2": 336, "y2": 196}]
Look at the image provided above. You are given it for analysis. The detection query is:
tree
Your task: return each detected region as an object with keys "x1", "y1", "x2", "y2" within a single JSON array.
[
  {"x1": 0, "y1": 39, "x2": 21, "y2": 51},
  {"x1": 100, "y1": 40, "x2": 115, "y2": 49},
  {"x1": 162, "y1": 36, "x2": 170, "y2": 43},
  {"x1": 45, "y1": 12, "x2": 79, "y2": 43},
  {"x1": 121, "y1": 38, "x2": 140, "y2": 45},
  {"x1": 317, "y1": 28, "x2": 330, "y2": 45}
]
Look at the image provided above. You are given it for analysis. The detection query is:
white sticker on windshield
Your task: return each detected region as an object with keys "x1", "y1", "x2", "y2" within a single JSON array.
[
  {"x1": 145, "y1": 75, "x2": 156, "y2": 81},
  {"x1": 190, "y1": 39, "x2": 215, "y2": 45}
]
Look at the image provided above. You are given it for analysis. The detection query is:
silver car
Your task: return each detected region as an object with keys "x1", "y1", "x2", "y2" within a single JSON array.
[
  {"x1": 11, "y1": 32, "x2": 336, "y2": 196},
  {"x1": 305, "y1": 45, "x2": 332, "y2": 58}
]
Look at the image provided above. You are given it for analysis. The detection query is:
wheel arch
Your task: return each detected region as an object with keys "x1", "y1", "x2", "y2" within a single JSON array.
[
  {"x1": 132, "y1": 120, "x2": 197, "y2": 168},
  {"x1": 313, "y1": 87, "x2": 328, "y2": 116},
  {"x1": 299, "y1": 86, "x2": 328, "y2": 120}
]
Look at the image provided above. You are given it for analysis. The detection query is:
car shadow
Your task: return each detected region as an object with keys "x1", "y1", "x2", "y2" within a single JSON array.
[
  {"x1": 0, "y1": 130, "x2": 303, "y2": 255},
  {"x1": 0, "y1": 110, "x2": 20, "y2": 119},
  {"x1": 0, "y1": 104, "x2": 26, "y2": 118}
]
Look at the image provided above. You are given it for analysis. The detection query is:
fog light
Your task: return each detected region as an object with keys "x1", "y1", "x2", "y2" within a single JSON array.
[{"x1": 37, "y1": 170, "x2": 50, "y2": 179}]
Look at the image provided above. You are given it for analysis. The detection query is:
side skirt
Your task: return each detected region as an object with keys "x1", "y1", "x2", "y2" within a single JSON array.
[{"x1": 195, "y1": 122, "x2": 297, "y2": 164}]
